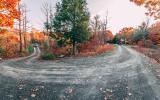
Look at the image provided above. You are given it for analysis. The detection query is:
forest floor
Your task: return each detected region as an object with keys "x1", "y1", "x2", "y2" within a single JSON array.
[{"x1": 132, "y1": 46, "x2": 160, "y2": 63}]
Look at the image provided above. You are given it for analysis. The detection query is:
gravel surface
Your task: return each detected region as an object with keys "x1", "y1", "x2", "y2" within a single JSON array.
[{"x1": 0, "y1": 46, "x2": 160, "y2": 100}]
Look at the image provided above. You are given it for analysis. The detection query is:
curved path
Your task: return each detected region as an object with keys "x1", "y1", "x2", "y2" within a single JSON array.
[{"x1": 0, "y1": 46, "x2": 160, "y2": 100}]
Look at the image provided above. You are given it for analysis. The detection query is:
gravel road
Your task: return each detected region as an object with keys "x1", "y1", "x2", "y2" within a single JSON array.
[{"x1": 0, "y1": 46, "x2": 160, "y2": 100}]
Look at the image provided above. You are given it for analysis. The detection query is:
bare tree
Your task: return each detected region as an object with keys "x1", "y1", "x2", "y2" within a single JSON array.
[
  {"x1": 101, "y1": 12, "x2": 109, "y2": 44},
  {"x1": 16, "y1": 2, "x2": 30, "y2": 52},
  {"x1": 17, "y1": 2, "x2": 23, "y2": 53},
  {"x1": 41, "y1": 2, "x2": 54, "y2": 48},
  {"x1": 22, "y1": 4, "x2": 29, "y2": 49},
  {"x1": 42, "y1": 2, "x2": 49, "y2": 35},
  {"x1": 90, "y1": 15, "x2": 101, "y2": 35},
  {"x1": 90, "y1": 13, "x2": 109, "y2": 44},
  {"x1": 140, "y1": 18, "x2": 150, "y2": 47}
]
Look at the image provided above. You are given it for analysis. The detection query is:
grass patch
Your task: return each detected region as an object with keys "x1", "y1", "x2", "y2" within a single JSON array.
[
  {"x1": 41, "y1": 53, "x2": 56, "y2": 60},
  {"x1": 28, "y1": 45, "x2": 34, "y2": 53}
]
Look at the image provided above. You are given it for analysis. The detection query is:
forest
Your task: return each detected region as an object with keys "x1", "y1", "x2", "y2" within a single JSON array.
[
  {"x1": 0, "y1": 0, "x2": 160, "y2": 60},
  {"x1": 1, "y1": 0, "x2": 160, "y2": 100}
]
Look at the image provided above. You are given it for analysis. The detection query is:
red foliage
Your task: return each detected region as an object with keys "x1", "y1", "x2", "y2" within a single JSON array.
[
  {"x1": 79, "y1": 44, "x2": 114, "y2": 57},
  {"x1": 52, "y1": 45, "x2": 71, "y2": 56},
  {"x1": 148, "y1": 22, "x2": 160, "y2": 45},
  {"x1": 78, "y1": 35, "x2": 114, "y2": 57}
]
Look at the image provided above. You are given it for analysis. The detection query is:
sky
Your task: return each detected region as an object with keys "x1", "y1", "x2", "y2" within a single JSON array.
[{"x1": 22, "y1": 0, "x2": 150, "y2": 34}]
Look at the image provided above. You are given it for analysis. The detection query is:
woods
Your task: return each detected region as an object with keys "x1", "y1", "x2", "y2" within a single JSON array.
[
  {"x1": 1, "y1": 0, "x2": 160, "y2": 99},
  {"x1": 1, "y1": 0, "x2": 160, "y2": 59},
  {"x1": 40, "y1": 0, "x2": 114, "y2": 58}
]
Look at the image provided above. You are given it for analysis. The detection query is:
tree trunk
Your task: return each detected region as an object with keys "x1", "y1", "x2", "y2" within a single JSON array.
[
  {"x1": 24, "y1": 34, "x2": 27, "y2": 49},
  {"x1": 72, "y1": 41, "x2": 76, "y2": 56},
  {"x1": 24, "y1": 9, "x2": 27, "y2": 49},
  {"x1": 19, "y1": 27, "x2": 22, "y2": 53},
  {"x1": 18, "y1": 2, "x2": 22, "y2": 53}
]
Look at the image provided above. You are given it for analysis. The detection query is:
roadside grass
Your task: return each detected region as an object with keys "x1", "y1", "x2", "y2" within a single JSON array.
[
  {"x1": 97, "y1": 44, "x2": 117, "y2": 57},
  {"x1": 131, "y1": 45, "x2": 160, "y2": 64},
  {"x1": 78, "y1": 44, "x2": 115, "y2": 57},
  {"x1": 41, "y1": 53, "x2": 56, "y2": 60}
]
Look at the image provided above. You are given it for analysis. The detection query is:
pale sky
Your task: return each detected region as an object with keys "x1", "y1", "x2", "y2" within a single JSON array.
[{"x1": 22, "y1": 0, "x2": 151, "y2": 34}]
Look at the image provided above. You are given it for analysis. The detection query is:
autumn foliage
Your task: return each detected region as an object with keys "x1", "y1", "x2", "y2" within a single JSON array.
[
  {"x1": 0, "y1": 0, "x2": 20, "y2": 27},
  {"x1": 30, "y1": 29, "x2": 47, "y2": 43},
  {"x1": 0, "y1": 27, "x2": 48, "y2": 58},
  {"x1": 114, "y1": 21, "x2": 160, "y2": 48},
  {"x1": 78, "y1": 34, "x2": 114, "y2": 57},
  {"x1": 130, "y1": 0, "x2": 160, "y2": 20},
  {"x1": 117, "y1": 27, "x2": 134, "y2": 42},
  {"x1": 105, "y1": 30, "x2": 114, "y2": 41},
  {"x1": 148, "y1": 22, "x2": 160, "y2": 45},
  {"x1": 0, "y1": 29, "x2": 20, "y2": 58}
]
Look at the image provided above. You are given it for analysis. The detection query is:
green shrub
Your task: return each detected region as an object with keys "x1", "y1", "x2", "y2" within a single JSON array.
[
  {"x1": 41, "y1": 53, "x2": 56, "y2": 60},
  {"x1": 0, "y1": 48, "x2": 4, "y2": 56},
  {"x1": 28, "y1": 45, "x2": 34, "y2": 53}
]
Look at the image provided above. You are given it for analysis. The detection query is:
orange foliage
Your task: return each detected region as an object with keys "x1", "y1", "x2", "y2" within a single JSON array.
[
  {"x1": 0, "y1": 29, "x2": 20, "y2": 58},
  {"x1": 30, "y1": 29, "x2": 46, "y2": 42},
  {"x1": 105, "y1": 30, "x2": 114, "y2": 41},
  {"x1": 0, "y1": 0, "x2": 20, "y2": 27},
  {"x1": 34, "y1": 32, "x2": 45, "y2": 41},
  {"x1": 130, "y1": 0, "x2": 160, "y2": 20},
  {"x1": 117, "y1": 27, "x2": 134, "y2": 43},
  {"x1": 0, "y1": 28, "x2": 34, "y2": 58},
  {"x1": 130, "y1": 0, "x2": 145, "y2": 5},
  {"x1": 95, "y1": 45, "x2": 114, "y2": 54}
]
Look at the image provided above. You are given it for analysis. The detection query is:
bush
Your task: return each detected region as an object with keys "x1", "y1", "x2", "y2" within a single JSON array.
[
  {"x1": 41, "y1": 53, "x2": 56, "y2": 60},
  {"x1": 52, "y1": 45, "x2": 72, "y2": 56},
  {"x1": 96, "y1": 45, "x2": 114, "y2": 54},
  {"x1": 79, "y1": 43, "x2": 114, "y2": 57},
  {"x1": 137, "y1": 40, "x2": 144, "y2": 47},
  {"x1": 28, "y1": 45, "x2": 34, "y2": 53},
  {"x1": 0, "y1": 48, "x2": 4, "y2": 57}
]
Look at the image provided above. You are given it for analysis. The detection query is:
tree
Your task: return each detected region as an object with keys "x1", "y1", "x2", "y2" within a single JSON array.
[
  {"x1": 90, "y1": 15, "x2": 101, "y2": 35},
  {"x1": 22, "y1": 4, "x2": 29, "y2": 49},
  {"x1": 42, "y1": 2, "x2": 54, "y2": 49},
  {"x1": 112, "y1": 35, "x2": 120, "y2": 44},
  {"x1": 117, "y1": 27, "x2": 134, "y2": 44},
  {"x1": 90, "y1": 13, "x2": 109, "y2": 44},
  {"x1": 101, "y1": 13, "x2": 109, "y2": 44},
  {"x1": 130, "y1": 0, "x2": 160, "y2": 20},
  {"x1": 0, "y1": 29, "x2": 19, "y2": 58},
  {"x1": 53, "y1": 0, "x2": 90, "y2": 55},
  {"x1": 132, "y1": 20, "x2": 149, "y2": 44},
  {"x1": 15, "y1": 2, "x2": 29, "y2": 53},
  {"x1": 105, "y1": 30, "x2": 114, "y2": 42},
  {"x1": 17, "y1": 1, "x2": 23, "y2": 53},
  {"x1": 148, "y1": 22, "x2": 160, "y2": 44},
  {"x1": 0, "y1": 0, "x2": 20, "y2": 27}
]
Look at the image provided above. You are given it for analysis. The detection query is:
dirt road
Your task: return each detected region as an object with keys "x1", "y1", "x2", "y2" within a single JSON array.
[{"x1": 0, "y1": 46, "x2": 160, "y2": 100}]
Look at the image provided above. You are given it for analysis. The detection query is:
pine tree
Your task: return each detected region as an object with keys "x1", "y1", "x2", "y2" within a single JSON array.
[{"x1": 53, "y1": 0, "x2": 90, "y2": 55}]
